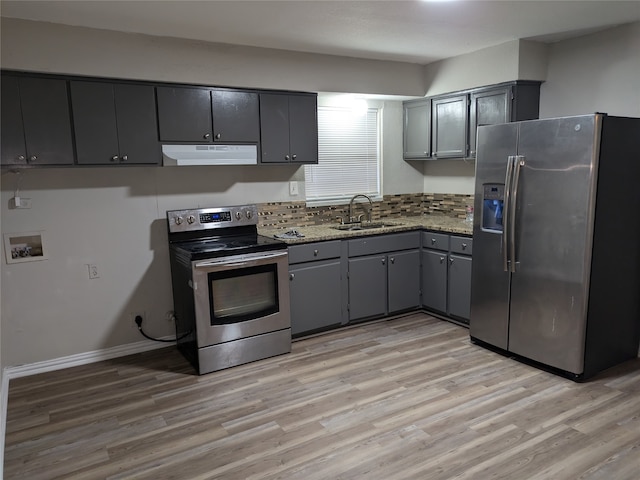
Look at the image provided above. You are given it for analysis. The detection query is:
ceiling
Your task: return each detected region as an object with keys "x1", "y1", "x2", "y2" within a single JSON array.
[{"x1": 2, "y1": 0, "x2": 640, "y2": 64}]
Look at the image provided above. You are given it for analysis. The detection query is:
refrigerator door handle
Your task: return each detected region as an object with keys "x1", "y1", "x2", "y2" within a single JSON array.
[
  {"x1": 502, "y1": 156, "x2": 516, "y2": 272},
  {"x1": 509, "y1": 155, "x2": 525, "y2": 273}
]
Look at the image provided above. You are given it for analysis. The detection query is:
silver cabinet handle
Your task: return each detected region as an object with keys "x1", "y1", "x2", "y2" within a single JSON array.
[
  {"x1": 29, "y1": 155, "x2": 38, "y2": 162},
  {"x1": 215, "y1": 133, "x2": 221, "y2": 140},
  {"x1": 313, "y1": 249, "x2": 319, "y2": 256},
  {"x1": 390, "y1": 257, "x2": 395, "y2": 264},
  {"x1": 285, "y1": 155, "x2": 290, "y2": 161},
  {"x1": 292, "y1": 154, "x2": 297, "y2": 160},
  {"x1": 440, "y1": 257, "x2": 445, "y2": 264},
  {"x1": 17, "y1": 155, "x2": 25, "y2": 161},
  {"x1": 381, "y1": 258, "x2": 386, "y2": 265},
  {"x1": 111, "y1": 155, "x2": 119, "y2": 162},
  {"x1": 204, "y1": 133, "x2": 211, "y2": 139},
  {"x1": 121, "y1": 155, "x2": 128, "y2": 161},
  {"x1": 289, "y1": 273, "x2": 295, "y2": 280},
  {"x1": 431, "y1": 238, "x2": 436, "y2": 245},
  {"x1": 462, "y1": 243, "x2": 467, "y2": 250},
  {"x1": 449, "y1": 257, "x2": 454, "y2": 265}
]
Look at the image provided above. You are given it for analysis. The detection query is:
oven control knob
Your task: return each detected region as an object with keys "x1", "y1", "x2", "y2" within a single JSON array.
[
  {"x1": 187, "y1": 215, "x2": 196, "y2": 224},
  {"x1": 235, "y1": 211, "x2": 242, "y2": 221},
  {"x1": 175, "y1": 216, "x2": 183, "y2": 225},
  {"x1": 245, "y1": 210, "x2": 253, "y2": 220}
]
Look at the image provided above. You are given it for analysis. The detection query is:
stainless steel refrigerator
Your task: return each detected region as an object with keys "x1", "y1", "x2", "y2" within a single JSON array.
[{"x1": 470, "y1": 113, "x2": 640, "y2": 380}]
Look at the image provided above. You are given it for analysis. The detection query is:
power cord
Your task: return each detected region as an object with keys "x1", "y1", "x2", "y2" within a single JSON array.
[{"x1": 135, "y1": 315, "x2": 191, "y2": 343}]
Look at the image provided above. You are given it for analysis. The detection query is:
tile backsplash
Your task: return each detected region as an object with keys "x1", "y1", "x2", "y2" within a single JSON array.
[{"x1": 257, "y1": 193, "x2": 474, "y2": 229}]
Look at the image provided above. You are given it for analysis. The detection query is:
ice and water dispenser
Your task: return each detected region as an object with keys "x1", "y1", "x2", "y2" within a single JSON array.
[{"x1": 481, "y1": 184, "x2": 504, "y2": 232}]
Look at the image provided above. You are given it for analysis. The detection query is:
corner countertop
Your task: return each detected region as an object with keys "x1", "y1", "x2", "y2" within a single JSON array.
[{"x1": 258, "y1": 215, "x2": 472, "y2": 245}]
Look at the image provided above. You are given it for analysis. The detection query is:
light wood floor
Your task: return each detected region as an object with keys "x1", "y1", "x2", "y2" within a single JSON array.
[{"x1": 4, "y1": 313, "x2": 640, "y2": 479}]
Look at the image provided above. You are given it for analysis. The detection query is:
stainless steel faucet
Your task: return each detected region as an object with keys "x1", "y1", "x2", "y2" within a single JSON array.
[{"x1": 349, "y1": 194, "x2": 373, "y2": 223}]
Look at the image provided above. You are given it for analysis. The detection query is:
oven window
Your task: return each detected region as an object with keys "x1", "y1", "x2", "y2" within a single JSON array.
[{"x1": 207, "y1": 264, "x2": 279, "y2": 325}]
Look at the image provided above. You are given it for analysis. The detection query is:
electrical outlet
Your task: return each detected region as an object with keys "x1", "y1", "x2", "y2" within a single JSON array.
[
  {"x1": 289, "y1": 181, "x2": 299, "y2": 196},
  {"x1": 87, "y1": 264, "x2": 99, "y2": 279},
  {"x1": 9, "y1": 196, "x2": 32, "y2": 209},
  {"x1": 130, "y1": 311, "x2": 146, "y2": 329}
]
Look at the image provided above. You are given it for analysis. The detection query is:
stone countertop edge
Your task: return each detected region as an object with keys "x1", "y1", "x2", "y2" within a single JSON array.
[{"x1": 258, "y1": 215, "x2": 473, "y2": 244}]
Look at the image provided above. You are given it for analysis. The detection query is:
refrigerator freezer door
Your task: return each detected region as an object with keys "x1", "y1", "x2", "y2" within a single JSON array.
[
  {"x1": 469, "y1": 123, "x2": 518, "y2": 349},
  {"x1": 508, "y1": 115, "x2": 598, "y2": 374}
]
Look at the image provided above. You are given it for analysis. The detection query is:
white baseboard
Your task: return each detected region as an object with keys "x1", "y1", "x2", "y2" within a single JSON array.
[{"x1": 4, "y1": 337, "x2": 175, "y2": 380}]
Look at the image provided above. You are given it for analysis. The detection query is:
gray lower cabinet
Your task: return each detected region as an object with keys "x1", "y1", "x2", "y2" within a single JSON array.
[
  {"x1": 259, "y1": 93, "x2": 318, "y2": 164},
  {"x1": 422, "y1": 249, "x2": 448, "y2": 313},
  {"x1": 1, "y1": 75, "x2": 74, "y2": 166},
  {"x1": 448, "y1": 254, "x2": 472, "y2": 320},
  {"x1": 348, "y1": 255, "x2": 388, "y2": 320},
  {"x1": 422, "y1": 232, "x2": 473, "y2": 324},
  {"x1": 347, "y1": 232, "x2": 421, "y2": 321},
  {"x1": 288, "y1": 241, "x2": 343, "y2": 336},
  {"x1": 388, "y1": 249, "x2": 421, "y2": 312},
  {"x1": 71, "y1": 81, "x2": 160, "y2": 165}
]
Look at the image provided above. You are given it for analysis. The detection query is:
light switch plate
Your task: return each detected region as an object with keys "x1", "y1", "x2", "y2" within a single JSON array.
[{"x1": 289, "y1": 181, "x2": 299, "y2": 196}]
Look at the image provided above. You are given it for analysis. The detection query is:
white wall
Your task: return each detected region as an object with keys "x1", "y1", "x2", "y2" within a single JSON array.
[
  {"x1": 422, "y1": 40, "x2": 548, "y2": 97},
  {"x1": 539, "y1": 22, "x2": 640, "y2": 118}
]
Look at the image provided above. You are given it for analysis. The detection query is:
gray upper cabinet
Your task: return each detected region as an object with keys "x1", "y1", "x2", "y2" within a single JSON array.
[
  {"x1": 157, "y1": 86, "x2": 213, "y2": 142},
  {"x1": 210, "y1": 90, "x2": 260, "y2": 143},
  {"x1": 468, "y1": 83, "x2": 540, "y2": 158},
  {"x1": 468, "y1": 88, "x2": 511, "y2": 158},
  {"x1": 1, "y1": 75, "x2": 74, "y2": 166},
  {"x1": 431, "y1": 94, "x2": 468, "y2": 159},
  {"x1": 403, "y1": 99, "x2": 431, "y2": 160},
  {"x1": 259, "y1": 93, "x2": 318, "y2": 164},
  {"x1": 71, "y1": 81, "x2": 160, "y2": 165}
]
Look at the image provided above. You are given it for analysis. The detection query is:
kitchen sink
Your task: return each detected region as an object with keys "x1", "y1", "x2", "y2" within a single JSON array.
[{"x1": 331, "y1": 222, "x2": 403, "y2": 231}]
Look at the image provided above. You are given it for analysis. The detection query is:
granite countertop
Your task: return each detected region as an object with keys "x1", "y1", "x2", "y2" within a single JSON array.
[{"x1": 258, "y1": 215, "x2": 473, "y2": 244}]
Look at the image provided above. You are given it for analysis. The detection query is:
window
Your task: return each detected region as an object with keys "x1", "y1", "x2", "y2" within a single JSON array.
[{"x1": 305, "y1": 106, "x2": 380, "y2": 205}]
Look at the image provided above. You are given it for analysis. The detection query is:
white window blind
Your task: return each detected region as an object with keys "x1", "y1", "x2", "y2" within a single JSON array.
[{"x1": 305, "y1": 106, "x2": 380, "y2": 204}]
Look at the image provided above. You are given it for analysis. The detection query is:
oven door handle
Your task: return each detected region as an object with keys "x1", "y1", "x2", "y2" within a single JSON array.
[{"x1": 193, "y1": 250, "x2": 288, "y2": 270}]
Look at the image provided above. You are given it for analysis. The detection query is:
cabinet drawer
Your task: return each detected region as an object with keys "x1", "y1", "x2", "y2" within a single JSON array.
[
  {"x1": 348, "y1": 232, "x2": 420, "y2": 257},
  {"x1": 450, "y1": 236, "x2": 473, "y2": 255},
  {"x1": 288, "y1": 240, "x2": 341, "y2": 264},
  {"x1": 422, "y1": 232, "x2": 449, "y2": 251}
]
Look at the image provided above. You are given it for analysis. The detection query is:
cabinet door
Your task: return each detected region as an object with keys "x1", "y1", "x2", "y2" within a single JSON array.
[
  {"x1": 211, "y1": 90, "x2": 260, "y2": 143},
  {"x1": 289, "y1": 260, "x2": 342, "y2": 336},
  {"x1": 0, "y1": 76, "x2": 27, "y2": 166},
  {"x1": 403, "y1": 100, "x2": 431, "y2": 159},
  {"x1": 431, "y1": 95, "x2": 468, "y2": 159},
  {"x1": 448, "y1": 254, "x2": 472, "y2": 323},
  {"x1": 348, "y1": 255, "x2": 387, "y2": 321},
  {"x1": 115, "y1": 84, "x2": 160, "y2": 164},
  {"x1": 288, "y1": 94, "x2": 318, "y2": 164},
  {"x1": 421, "y1": 249, "x2": 448, "y2": 313},
  {"x1": 19, "y1": 77, "x2": 74, "y2": 165},
  {"x1": 388, "y1": 250, "x2": 421, "y2": 313},
  {"x1": 259, "y1": 93, "x2": 291, "y2": 163},
  {"x1": 157, "y1": 87, "x2": 212, "y2": 142},
  {"x1": 71, "y1": 81, "x2": 120, "y2": 165},
  {"x1": 469, "y1": 88, "x2": 511, "y2": 157}
]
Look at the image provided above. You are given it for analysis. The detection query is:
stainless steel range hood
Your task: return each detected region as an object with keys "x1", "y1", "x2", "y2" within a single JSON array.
[{"x1": 162, "y1": 144, "x2": 258, "y2": 166}]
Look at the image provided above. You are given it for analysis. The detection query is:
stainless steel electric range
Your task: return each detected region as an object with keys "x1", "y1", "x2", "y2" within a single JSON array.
[{"x1": 167, "y1": 204, "x2": 291, "y2": 374}]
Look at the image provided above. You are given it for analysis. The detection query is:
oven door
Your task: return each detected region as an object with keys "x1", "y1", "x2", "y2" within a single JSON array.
[{"x1": 191, "y1": 250, "x2": 291, "y2": 346}]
